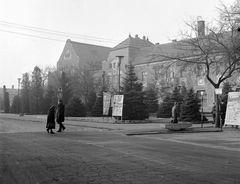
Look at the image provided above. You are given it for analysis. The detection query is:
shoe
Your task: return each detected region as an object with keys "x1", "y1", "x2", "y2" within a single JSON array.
[
  {"x1": 63, "y1": 126, "x2": 65, "y2": 131},
  {"x1": 57, "y1": 130, "x2": 61, "y2": 132},
  {"x1": 50, "y1": 132, "x2": 55, "y2": 134},
  {"x1": 46, "y1": 129, "x2": 49, "y2": 133}
]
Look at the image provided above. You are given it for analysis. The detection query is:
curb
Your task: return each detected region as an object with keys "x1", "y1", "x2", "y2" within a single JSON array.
[{"x1": 125, "y1": 128, "x2": 223, "y2": 136}]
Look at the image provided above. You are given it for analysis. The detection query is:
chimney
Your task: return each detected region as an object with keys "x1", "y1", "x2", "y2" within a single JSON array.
[
  {"x1": 155, "y1": 43, "x2": 160, "y2": 45},
  {"x1": 12, "y1": 85, "x2": 14, "y2": 89},
  {"x1": 143, "y1": 36, "x2": 146, "y2": 40},
  {"x1": 135, "y1": 34, "x2": 138, "y2": 38},
  {"x1": 197, "y1": 20, "x2": 205, "y2": 37}
]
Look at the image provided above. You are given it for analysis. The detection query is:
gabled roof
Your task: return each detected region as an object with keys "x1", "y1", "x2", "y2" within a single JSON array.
[
  {"x1": 132, "y1": 41, "x2": 195, "y2": 65},
  {"x1": 112, "y1": 35, "x2": 154, "y2": 51},
  {"x1": 69, "y1": 39, "x2": 111, "y2": 64}
]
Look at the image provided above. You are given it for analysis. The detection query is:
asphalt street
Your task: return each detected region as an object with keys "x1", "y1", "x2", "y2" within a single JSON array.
[{"x1": 0, "y1": 115, "x2": 240, "y2": 184}]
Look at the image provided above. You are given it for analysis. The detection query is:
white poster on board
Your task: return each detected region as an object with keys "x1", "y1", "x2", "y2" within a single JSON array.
[
  {"x1": 112, "y1": 95, "x2": 124, "y2": 117},
  {"x1": 225, "y1": 92, "x2": 240, "y2": 126}
]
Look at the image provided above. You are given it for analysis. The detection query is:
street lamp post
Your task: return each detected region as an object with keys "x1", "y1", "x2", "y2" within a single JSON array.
[
  {"x1": 200, "y1": 91, "x2": 204, "y2": 128},
  {"x1": 17, "y1": 78, "x2": 21, "y2": 114},
  {"x1": 116, "y1": 56, "x2": 124, "y2": 94}
]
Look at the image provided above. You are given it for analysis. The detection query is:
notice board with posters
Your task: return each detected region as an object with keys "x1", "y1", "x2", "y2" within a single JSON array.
[
  {"x1": 112, "y1": 95, "x2": 124, "y2": 117},
  {"x1": 225, "y1": 92, "x2": 240, "y2": 126},
  {"x1": 103, "y1": 92, "x2": 111, "y2": 115}
]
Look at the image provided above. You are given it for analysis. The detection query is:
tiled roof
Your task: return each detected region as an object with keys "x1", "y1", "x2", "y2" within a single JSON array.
[
  {"x1": 112, "y1": 35, "x2": 154, "y2": 51},
  {"x1": 69, "y1": 40, "x2": 111, "y2": 64},
  {"x1": 132, "y1": 40, "x2": 200, "y2": 65}
]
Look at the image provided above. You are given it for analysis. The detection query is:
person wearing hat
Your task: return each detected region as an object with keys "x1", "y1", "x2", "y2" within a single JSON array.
[{"x1": 56, "y1": 99, "x2": 65, "y2": 132}]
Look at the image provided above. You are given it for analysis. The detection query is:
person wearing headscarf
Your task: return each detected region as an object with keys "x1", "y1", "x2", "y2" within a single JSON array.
[{"x1": 46, "y1": 105, "x2": 56, "y2": 134}]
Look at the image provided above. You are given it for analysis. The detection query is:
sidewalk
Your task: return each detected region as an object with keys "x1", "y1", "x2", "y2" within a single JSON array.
[{"x1": 1, "y1": 113, "x2": 235, "y2": 135}]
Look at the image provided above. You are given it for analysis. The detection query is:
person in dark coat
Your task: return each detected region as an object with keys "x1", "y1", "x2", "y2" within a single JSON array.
[
  {"x1": 211, "y1": 103, "x2": 216, "y2": 124},
  {"x1": 46, "y1": 105, "x2": 56, "y2": 134},
  {"x1": 56, "y1": 99, "x2": 65, "y2": 132},
  {"x1": 171, "y1": 102, "x2": 179, "y2": 123},
  {"x1": 220, "y1": 99, "x2": 227, "y2": 127}
]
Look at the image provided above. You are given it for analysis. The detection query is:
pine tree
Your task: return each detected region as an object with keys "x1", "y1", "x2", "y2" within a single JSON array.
[
  {"x1": 10, "y1": 95, "x2": 21, "y2": 113},
  {"x1": 43, "y1": 85, "x2": 57, "y2": 113},
  {"x1": 30, "y1": 66, "x2": 44, "y2": 114},
  {"x1": 122, "y1": 64, "x2": 148, "y2": 120},
  {"x1": 157, "y1": 94, "x2": 172, "y2": 118},
  {"x1": 171, "y1": 86, "x2": 182, "y2": 104},
  {"x1": 91, "y1": 86, "x2": 107, "y2": 117},
  {"x1": 180, "y1": 88, "x2": 201, "y2": 121},
  {"x1": 3, "y1": 85, "x2": 10, "y2": 113},
  {"x1": 65, "y1": 96, "x2": 86, "y2": 117},
  {"x1": 21, "y1": 73, "x2": 31, "y2": 114},
  {"x1": 146, "y1": 86, "x2": 159, "y2": 113}
]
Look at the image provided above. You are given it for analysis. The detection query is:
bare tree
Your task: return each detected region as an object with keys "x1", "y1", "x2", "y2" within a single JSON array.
[{"x1": 153, "y1": 1, "x2": 240, "y2": 127}]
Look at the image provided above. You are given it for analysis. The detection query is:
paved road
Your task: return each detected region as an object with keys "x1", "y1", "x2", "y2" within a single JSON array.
[{"x1": 0, "y1": 115, "x2": 240, "y2": 184}]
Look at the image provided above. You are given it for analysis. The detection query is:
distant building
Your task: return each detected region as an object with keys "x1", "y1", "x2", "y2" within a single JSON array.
[
  {"x1": 0, "y1": 85, "x2": 18, "y2": 108},
  {"x1": 57, "y1": 39, "x2": 111, "y2": 73}
]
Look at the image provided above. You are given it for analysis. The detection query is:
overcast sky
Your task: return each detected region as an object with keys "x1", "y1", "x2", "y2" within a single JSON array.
[{"x1": 0, "y1": 0, "x2": 234, "y2": 88}]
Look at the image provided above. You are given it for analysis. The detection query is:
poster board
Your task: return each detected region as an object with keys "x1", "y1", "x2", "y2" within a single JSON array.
[
  {"x1": 112, "y1": 95, "x2": 124, "y2": 117},
  {"x1": 103, "y1": 92, "x2": 111, "y2": 115},
  {"x1": 225, "y1": 92, "x2": 240, "y2": 126}
]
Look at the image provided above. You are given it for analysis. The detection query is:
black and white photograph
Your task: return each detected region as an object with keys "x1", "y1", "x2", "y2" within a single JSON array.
[{"x1": 0, "y1": 0, "x2": 240, "y2": 183}]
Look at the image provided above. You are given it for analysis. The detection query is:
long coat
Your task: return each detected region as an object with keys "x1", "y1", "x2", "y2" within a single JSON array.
[
  {"x1": 46, "y1": 106, "x2": 56, "y2": 129},
  {"x1": 56, "y1": 103, "x2": 65, "y2": 124}
]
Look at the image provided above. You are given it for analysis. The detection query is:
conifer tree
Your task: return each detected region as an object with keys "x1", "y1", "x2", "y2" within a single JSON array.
[
  {"x1": 30, "y1": 66, "x2": 44, "y2": 114},
  {"x1": 180, "y1": 88, "x2": 201, "y2": 121},
  {"x1": 21, "y1": 73, "x2": 31, "y2": 114},
  {"x1": 10, "y1": 95, "x2": 21, "y2": 113},
  {"x1": 157, "y1": 94, "x2": 172, "y2": 118},
  {"x1": 146, "y1": 86, "x2": 159, "y2": 113},
  {"x1": 122, "y1": 64, "x2": 148, "y2": 120},
  {"x1": 171, "y1": 86, "x2": 182, "y2": 105},
  {"x1": 91, "y1": 86, "x2": 107, "y2": 117},
  {"x1": 65, "y1": 96, "x2": 86, "y2": 117},
  {"x1": 43, "y1": 85, "x2": 57, "y2": 113},
  {"x1": 3, "y1": 85, "x2": 10, "y2": 113}
]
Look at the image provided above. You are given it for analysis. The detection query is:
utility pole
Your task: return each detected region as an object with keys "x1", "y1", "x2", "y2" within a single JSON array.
[{"x1": 116, "y1": 56, "x2": 124, "y2": 94}]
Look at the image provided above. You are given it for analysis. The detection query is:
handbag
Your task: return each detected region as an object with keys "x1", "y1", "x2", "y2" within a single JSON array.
[{"x1": 47, "y1": 122, "x2": 55, "y2": 129}]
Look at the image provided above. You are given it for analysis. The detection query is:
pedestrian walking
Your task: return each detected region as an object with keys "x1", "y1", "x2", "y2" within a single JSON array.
[
  {"x1": 46, "y1": 105, "x2": 56, "y2": 134},
  {"x1": 220, "y1": 99, "x2": 227, "y2": 127},
  {"x1": 56, "y1": 99, "x2": 65, "y2": 132},
  {"x1": 171, "y1": 102, "x2": 179, "y2": 123},
  {"x1": 211, "y1": 103, "x2": 216, "y2": 124}
]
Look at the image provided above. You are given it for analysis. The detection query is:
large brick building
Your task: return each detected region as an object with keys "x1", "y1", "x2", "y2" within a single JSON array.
[{"x1": 57, "y1": 25, "x2": 240, "y2": 111}]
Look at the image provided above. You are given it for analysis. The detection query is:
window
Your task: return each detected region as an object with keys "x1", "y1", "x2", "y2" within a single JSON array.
[
  {"x1": 142, "y1": 71, "x2": 147, "y2": 81},
  {"x1": 64, "y1": 50, "x2": 71, "y2": 59}
]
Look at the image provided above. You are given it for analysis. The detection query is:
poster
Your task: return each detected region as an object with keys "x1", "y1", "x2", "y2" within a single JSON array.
[
  {"x1": 225, "y1": 92, "x2": 240, "y2": 126},
  {"x1": 112, "y1": 95, "x2": 124, "y2": 117},
  {"x1": 103, "y1": 92, "x2": 111, "y2": 115}
]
